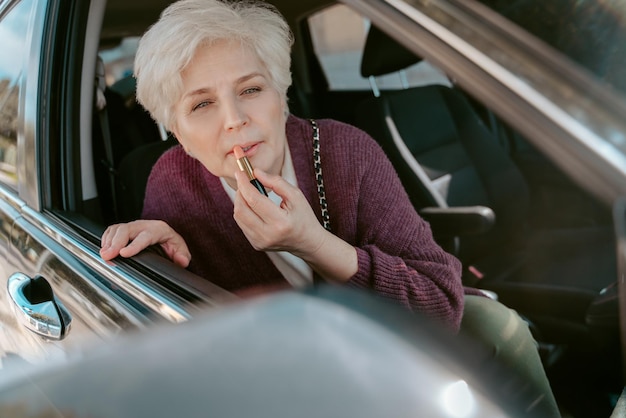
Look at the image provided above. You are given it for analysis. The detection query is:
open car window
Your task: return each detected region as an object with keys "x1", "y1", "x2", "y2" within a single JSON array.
[{"x1": 308, "y1": 4, "x2": 451, "y2": 91}]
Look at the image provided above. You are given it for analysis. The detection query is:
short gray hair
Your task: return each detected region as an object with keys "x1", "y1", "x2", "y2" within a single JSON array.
[{"x1": 134, "y1": 0, "x2": 294, "y2": 131}]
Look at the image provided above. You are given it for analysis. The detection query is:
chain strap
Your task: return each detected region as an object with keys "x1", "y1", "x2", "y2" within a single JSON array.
[{"x1": 310, "y1": 119, "x2": 331, "y2": 232}]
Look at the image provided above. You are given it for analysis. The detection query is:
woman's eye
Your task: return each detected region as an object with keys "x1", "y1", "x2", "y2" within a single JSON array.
[
  {"x1": 242, "y1": 87, "x2": 261, "y2": 95},
  {"x1": 192, "y1": 100, "x2": 211, "y2": 112}
]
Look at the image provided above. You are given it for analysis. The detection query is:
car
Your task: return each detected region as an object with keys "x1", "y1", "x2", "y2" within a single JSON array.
[
  {"x1": 0, "y1": 286, "x2": 526, "y2": 418},
  {"x1": 1, "y1": 0, "x2": 625, "y2": 416}
]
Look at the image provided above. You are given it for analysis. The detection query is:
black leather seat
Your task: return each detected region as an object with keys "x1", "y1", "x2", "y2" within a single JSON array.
[
  {"x1": 353, "y1": 25, "x2": 617, "y2": 344},
  {"x1": 115, "y1": 136, "x2": 178, "y2": 222},
  {"x1": 93, "y1": 62, "x2": 164, "y2": 224}
]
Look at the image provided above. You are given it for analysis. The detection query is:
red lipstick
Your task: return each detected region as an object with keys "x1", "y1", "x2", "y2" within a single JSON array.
[{"x1": 233, "y1": 145, "x2": 268, "y2": 196}]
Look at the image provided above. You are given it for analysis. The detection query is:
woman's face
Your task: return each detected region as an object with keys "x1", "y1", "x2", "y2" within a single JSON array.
[{"x1": 172, "y1": 39, "x2": 288, "y2": 189}]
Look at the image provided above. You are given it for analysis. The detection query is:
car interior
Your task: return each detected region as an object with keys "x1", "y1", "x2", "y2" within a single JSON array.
[
  {"x1": 57, "y1": 0, "x2": 622, "y2": 415},
  {"x1": 355, "y1": 23, "x2": 618, "y2": 344}
]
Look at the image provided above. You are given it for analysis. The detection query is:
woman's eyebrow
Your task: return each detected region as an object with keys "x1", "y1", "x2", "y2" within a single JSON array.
[
  {"x1": 235, "y1": 72, "x2": 265, "y2": 84},
  {"x1": 183, "y1": 87, "x2": 211, "y2": 100},
  {"x1": 182, "y1": 72, "x2": 266, "y2": 101}
]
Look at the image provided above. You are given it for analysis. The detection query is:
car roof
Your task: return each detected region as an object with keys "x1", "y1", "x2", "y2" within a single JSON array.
[{"x1": 101, "y1": 0, "x2": 334, "y2": 46}]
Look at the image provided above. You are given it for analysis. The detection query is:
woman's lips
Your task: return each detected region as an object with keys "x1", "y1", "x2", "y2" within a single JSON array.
[{"x1": 233, "y1": 142, "x2": 260, "y2": 158}]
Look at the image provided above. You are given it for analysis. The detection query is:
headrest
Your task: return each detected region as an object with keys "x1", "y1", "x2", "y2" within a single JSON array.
[{"x1": 360, "y1": 25, "x2": 422, "y2": 78}]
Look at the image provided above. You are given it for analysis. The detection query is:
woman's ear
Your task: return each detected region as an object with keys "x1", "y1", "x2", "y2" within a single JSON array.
[
  {"x1": 282, "y1": 96, "x2": 289, "y2": 118},
  {"x1": 171, "y1": 125, "x2": 182, "y2": 145}
]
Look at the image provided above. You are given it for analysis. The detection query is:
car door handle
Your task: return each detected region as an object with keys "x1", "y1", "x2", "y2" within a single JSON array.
[{"x1": 7, "y1": 273, "x2": 72, "y2": 341}]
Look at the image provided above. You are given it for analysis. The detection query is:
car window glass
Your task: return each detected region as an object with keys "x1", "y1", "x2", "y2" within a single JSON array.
[
  {"x1": 308, "y1": 4, "x2": 450, "y2": 91},
  {"x1": 0, "y1": 0, "x2": 35, "y2": 189}
]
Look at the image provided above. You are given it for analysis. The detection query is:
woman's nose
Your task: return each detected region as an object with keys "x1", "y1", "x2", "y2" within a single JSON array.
[{"x1": 223, "y1": 99, "x2": 248, "y2": 131}]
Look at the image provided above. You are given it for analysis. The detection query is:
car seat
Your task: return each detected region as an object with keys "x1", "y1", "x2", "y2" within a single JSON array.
[
  {"x1": 115, "y1": 136, "x2": 178, "y2": 222},
  {"x1": 353, "y1": 25, "x2": 617, "y2": 345},
  {"x1": 93, "y1": 56, "x2": 163, "y2": 223}
]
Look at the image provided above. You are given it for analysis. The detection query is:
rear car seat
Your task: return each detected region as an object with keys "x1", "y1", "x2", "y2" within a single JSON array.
[
  {"x1": 115, "y1": 136, "x2": 177, "y2": 222},
  {"x1": 92, "y1": 60, "x2": 165, "y2": 223}
]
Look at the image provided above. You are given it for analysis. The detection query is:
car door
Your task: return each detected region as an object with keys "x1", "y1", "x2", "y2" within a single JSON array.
[{"x1": 0, "y1": 0, "x2": 234, "y2": 370}]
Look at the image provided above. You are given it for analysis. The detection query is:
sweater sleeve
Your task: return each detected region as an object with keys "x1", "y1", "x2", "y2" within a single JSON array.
[{"x1": 331, "y1": 126, "x2": 465, "y2": 330}]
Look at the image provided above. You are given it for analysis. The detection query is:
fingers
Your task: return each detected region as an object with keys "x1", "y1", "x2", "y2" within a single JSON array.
[
  {"x1": 117, "y1": 227, "x2": 159, "y2": 258},
  {"x1": 254, "y1": 169, "x2": 298, "y2": 202},
  {"x1": 99, "y1": 220, "x2": 191, "y2": 268},
  {"x1": 100, "y1": 223, "x2": 132, "y2": 260},
  {"x1": 233, "y1": 169, "x2": 322, "y2": 253},
  {"x1": 161, "y1": 238, "x2": 192, "y2": 268},
  {"x1": 233, "y1": 170, "x2": 275, "y2": 223}
]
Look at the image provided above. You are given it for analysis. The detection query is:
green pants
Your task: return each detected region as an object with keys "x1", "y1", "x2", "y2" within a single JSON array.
[{"x1": 460, "y1": 295, "x2": 561, "y2": 418}]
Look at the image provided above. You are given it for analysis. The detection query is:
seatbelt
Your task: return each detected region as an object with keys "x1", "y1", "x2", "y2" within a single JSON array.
[
  {"x1": 94, "y1": 57, "x2": 118, "y2": 219},
  {"x1": 382, "y1": 101, "x2": 448, "y2": 208}
]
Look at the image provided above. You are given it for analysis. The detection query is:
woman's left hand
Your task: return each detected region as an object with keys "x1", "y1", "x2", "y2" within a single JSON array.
[{"x1": 233, "y1": 168, "x2": 358, "y2": 282}]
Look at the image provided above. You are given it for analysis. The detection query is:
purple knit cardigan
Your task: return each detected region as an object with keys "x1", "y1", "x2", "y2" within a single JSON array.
[{"x1": 142, "y1": 115, "x2": 466, "y2": 329}]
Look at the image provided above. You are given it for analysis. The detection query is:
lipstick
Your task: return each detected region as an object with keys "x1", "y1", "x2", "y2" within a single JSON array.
[{"x1": 233, "y1": 145, "x2": 268, "y2": 196}]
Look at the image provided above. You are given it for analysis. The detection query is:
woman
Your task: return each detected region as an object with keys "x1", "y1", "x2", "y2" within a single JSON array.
[
  {"x1": 100, "y1": 1, "x2": 559, "y2": 415},
  {"x1": 100, "y1": 0, "x2": 466, "y2": 327}
]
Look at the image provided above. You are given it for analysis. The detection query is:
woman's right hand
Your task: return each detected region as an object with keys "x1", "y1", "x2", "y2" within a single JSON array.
[{"x1": 100, "y1": 220, "x2": 191, "y2": 268}]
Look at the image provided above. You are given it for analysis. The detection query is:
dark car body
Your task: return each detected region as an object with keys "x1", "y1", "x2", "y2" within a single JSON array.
[{"x1": 1, "y1": 0, "x2": 626, "y2": 416}]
